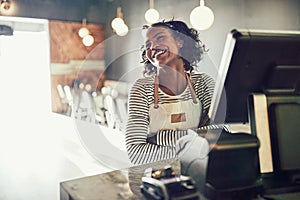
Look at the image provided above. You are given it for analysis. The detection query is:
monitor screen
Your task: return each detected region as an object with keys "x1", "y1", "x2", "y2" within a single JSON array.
[{"x1": 210, "y1": 29, "x2": 300, "y2": 124}]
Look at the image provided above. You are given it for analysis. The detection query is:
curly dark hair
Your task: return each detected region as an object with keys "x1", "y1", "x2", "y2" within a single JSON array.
[{"x1": 141, "y1": 20, "x2": 207, "y2": 76}]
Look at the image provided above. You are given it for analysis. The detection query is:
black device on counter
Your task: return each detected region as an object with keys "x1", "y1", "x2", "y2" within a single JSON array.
[
  {"x1": 179, "y1": 128, "x2": 261, "y2": 200},
  {"x1": 140, "y1": 165, "x2": 200, "y2": 200},
  {"x1": 205, "y1": 130, "x2": 261, "y2": 199}
]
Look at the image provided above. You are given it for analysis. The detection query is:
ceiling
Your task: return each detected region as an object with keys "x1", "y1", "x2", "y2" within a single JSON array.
[{"x1": 0, "y1": 0, "x2": 114, "y2": 25}]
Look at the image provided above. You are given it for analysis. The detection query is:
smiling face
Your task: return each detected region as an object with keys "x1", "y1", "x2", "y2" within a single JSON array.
[{"x1": 145, "y1": 26, "x2": 183, "y2": 68}]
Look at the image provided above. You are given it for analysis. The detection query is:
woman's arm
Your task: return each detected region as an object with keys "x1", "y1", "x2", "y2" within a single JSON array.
[{"x1": 147, "y1": 129, "x2": 189, "y2": 147}]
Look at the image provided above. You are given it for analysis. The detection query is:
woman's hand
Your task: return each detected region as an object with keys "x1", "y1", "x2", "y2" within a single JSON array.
[
  {"x1": 176, "y1": 129, "x2": 209, "y2": 160},
  {"x1": 175, "y1": 129, "x2": 210, "y2": 175}
]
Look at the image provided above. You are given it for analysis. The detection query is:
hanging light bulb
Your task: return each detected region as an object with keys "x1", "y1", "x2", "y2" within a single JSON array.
[
  {"x1": 111, "y1": 6, "x2": 129, "y2": 36},
  {"x1": 82, "y1": 34, "x2": 94, "y2": 47},
  {"x1": 0, "y1": 0, "x2": 16, "y2": 15},
  {"x1": 190, "y1": 0, "x2": 214, "y2": 30},
  {"x1": 145, "y1": 0, "x2": 159, "y2": 24},
  {"x1": 111, "y1": 7, "x2": 125, "y2": 31},
  {"x1": 77, "y1": 18, "x2": 94, "y2": 46},
  {"x1": 116, "y1": 23, "x2": 128, "y2": 36},
  {"x1": 1, "y1": 0, "x2": 11, "y2": 10},
  {"x1": 111, "y1": 17, "x2": 125, "y2": 31},
  {"x1": 78, "y1": 27, "x2": 89, "y2": 38},
  {"x1": 145, "y1": 9, "x2": 159, "y2": 24},
  {"x1": 78, "y1": 18, "x2": 89, "y2": 38}
]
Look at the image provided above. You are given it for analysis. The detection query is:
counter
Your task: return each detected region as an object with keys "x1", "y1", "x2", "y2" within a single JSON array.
[
  {"x1": 60, "y1": 158, "x2": 180, "y2": 200},
  {"x1": 60, "y1": 157, "x2": 300, "y2": 200}
]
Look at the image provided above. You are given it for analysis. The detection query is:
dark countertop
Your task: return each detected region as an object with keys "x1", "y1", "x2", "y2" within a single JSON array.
[
  {"x1": 60, "y1": 158, "x2": 181, "y2": 200},
  {"x1": 60, "y1": 158, "x2": 300, "y2": 200}
]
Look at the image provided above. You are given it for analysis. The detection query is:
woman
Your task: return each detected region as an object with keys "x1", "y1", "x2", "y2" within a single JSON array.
[{"x1": 125, "y1": 20, "x2": 215, "y2": 165}]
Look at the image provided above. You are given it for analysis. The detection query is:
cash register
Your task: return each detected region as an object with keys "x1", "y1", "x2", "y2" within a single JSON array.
[{"x1": 178, "y1": 29, "x2": 300, "y2": 199}]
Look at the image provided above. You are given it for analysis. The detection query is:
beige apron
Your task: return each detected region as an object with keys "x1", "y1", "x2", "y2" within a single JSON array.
[{"x1": 149, "y1": 73, "x2": 202, "y2": 133}]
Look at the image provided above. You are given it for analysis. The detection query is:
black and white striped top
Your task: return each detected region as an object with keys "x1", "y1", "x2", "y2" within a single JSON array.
[{"x1": 125, "y1": 72, "x2": 215, "y2": 165}]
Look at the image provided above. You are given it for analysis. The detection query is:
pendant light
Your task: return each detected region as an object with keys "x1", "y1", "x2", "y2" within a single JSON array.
[
  {"x1": 78, "y1": 18, "x2": 89, "y2": 38},
  {"x1": 78, "y1": 18, "x2": 94, "y2": 47},
  {"x1": 111, "y1": 6, "x2": 128, "y2": 36},
  {"x1": 0, "y1": 0, "x2": 16, "y2": 15},
  {"x1": 111, "y1": 7, "x2": 124, "y2": 30},
  {"x1": 190, "y1": 0, "x2": 214, "y2": 30},
  {"x1": 82, "y1": 34, "x2": 94, "y2": 47},
  {"x1": 144, "y1": 0, "x2": 159, "y2": 24}
]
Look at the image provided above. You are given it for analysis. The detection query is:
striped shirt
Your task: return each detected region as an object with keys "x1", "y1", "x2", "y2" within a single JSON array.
[{"x1": 125, "y1": 72, "x2": 215, "y2": 165}]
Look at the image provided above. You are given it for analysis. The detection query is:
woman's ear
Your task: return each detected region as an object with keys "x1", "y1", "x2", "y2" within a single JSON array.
[{"x1": 176, "y1": 39, "x2": 184, "y2": 48}]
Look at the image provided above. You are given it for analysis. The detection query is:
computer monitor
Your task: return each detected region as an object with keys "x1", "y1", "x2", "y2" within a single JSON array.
[
  {"x1": 211, "y1": 29, "x2": 300, "y2": 193},
  {"x1": 211, "y1": 29, "x2": 300, "y2": 124}
]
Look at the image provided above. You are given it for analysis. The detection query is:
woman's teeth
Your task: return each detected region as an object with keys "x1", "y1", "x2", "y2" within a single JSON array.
[{"x1": 152, "y1": 50, "x2": 166, "y2": 58}]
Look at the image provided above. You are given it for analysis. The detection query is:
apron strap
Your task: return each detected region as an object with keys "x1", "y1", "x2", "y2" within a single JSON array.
[
  {"x1": 153, "y1": 73, "x2": 198, "y2": 109},
  {"x1": 186, "y1": 73, "x2": 198, "y2": 104},
  {"x1": 154, "y1": 75, "x2": 159, "y2": 108}
]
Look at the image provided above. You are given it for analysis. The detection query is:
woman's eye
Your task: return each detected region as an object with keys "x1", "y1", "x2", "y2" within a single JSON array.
[
  {"x1": 156, "y1": 36, "x2": 164, "y2": 41},
  {"x1": 145, "y1": 42, "x2": 151, "y2": 49}
]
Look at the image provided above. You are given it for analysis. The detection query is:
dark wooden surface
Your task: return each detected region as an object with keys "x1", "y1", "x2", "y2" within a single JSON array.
[
  {"x1": 60, "y1": 158, "x2": 180, "y2": 200},
  {"x1": 60, "y1": 158, "x2": 300, "y2": 200}
]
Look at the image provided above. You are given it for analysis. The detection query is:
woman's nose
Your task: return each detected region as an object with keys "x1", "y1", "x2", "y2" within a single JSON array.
[{"x1": 150, "y1": 40, "x2": 159, "y2": 50}]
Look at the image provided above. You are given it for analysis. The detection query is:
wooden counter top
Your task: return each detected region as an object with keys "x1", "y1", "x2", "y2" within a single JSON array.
[
  {"x1": 60, "y1": 158, "x2": 180, "y2": 200},
  {"x1": 60, "y1": 157, "x2": 300, "y2": 200}
]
